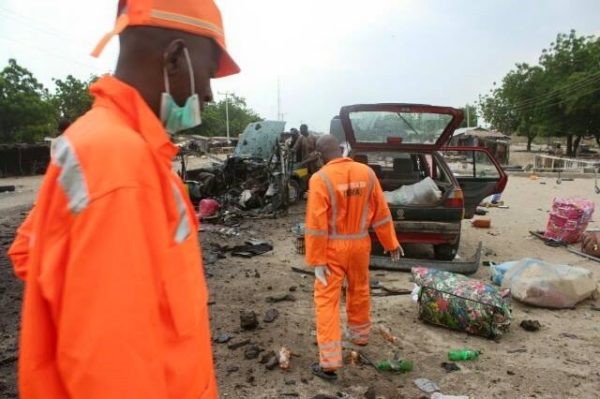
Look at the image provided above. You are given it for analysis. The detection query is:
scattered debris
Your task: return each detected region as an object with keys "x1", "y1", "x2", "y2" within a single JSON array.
[
  {"x1": 364, "y1": 386, "x2": 377, "y2": 399},
  {"x1": 431, "y1": 393, "x2": 469, "y2": 399},
  {"x1": 507, "y1": 370, "x2": 515, "y2": 376},
  {"x1": 228, "y1": 339, "x2": 251, "y2": 350},
  {"x1": 260, "y1": 351, "x2": 276, "y2": 364},
  {"x1": 348, "y1": 350, "x2": 360, "y2": 366},
  {"x1": 591, "y1": 303, "x2": 600, "y2": 311},
  {"x1": 559, "y1": 332, "x2": 580, "y2": 340},
  {"x1": 377, "y1": 325, "x2": 398, "y2": 344},
  {"x1": 226, "y1": 365, "x2": 240, "y2": 373},
  {"x1": 472, "y1": 218, "x2": 491, "y2": 228},
  {"x1": 448, "y1": 349, "x2": 480, "y2": 361},
  {"x1": 0, "y1": 185, "x2": 16, "y2": 193},
  {"x1": 240, "y1": 311, "x2": 259, "y2": 330},
  {"x1": 376, "y1": 358, "x2": 413, "y2": 372},
  {"x1": 244, "y1": 345, "x2": 261, "y2": 360},
  {"x1": 441, "y1": 362, "x2": 461, "y2": 372},
  {"x1": 265, "y1": 354, "x2": 279, "y2": 370},
  {"x1": 520, "y1": 320, "x2": 541, "y2": 332},
  {"x1": 264, "y1": 308, "x2": 280, "y2": 323},
  {"x1": 414, "y1": 378, "x2": 440, "y2": 394},
  {"x1": 199, "y1": 198, "x2": 221, "y2": 218},
  {"x1": 568, "y1": 245, "x2": 600, "y2": 264},
  {"x1": 507, "y1": 348, "x2": 527, "y2": 354},
  {"x1": 291, "y1": 266, "x2": 314, "y2": 276},
  {"x1": 230, "y1": 240, "x2": 273, "y2": 258},
  {"x1": 214, "y1": 333, "x2": 234, "y2": 344},
  {"x1": 284, "y1": 378, "x2": 296, "y2": 385},
  {"x1": 279, "y1": 347, "x2": 292, "y2": 370},
  {"x1": 357, "y1": 350, "x2": 378, "y2": 370},
  {"x1": 475, "y1": 208, "x2": 488, "y2": 216},
  {"x1": 266, "y1": 293, "x2": 296, "y2": 303}
]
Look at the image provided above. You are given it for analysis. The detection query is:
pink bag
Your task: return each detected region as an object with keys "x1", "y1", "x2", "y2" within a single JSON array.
[
  {"x1": 544, "y1": 197, "x2": 594, "y2": 243},
  {"x1": 199, "y1": 199, "x2": 221, "y2": 218}
]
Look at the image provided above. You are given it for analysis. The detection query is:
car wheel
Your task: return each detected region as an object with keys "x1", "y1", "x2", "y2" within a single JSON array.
[
  {"x1": 434, "y1": 238, "x2": 460, "y2": 261},
  {"x1": 288, "y1": 179, "x2": 301, "y2": 204}
]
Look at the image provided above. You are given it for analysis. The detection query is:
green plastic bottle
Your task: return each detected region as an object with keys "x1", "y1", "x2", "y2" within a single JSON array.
[
  {"x1": 448, "y1": 349, "x2": 480, "y2": 361},
  {"x1": 376, "y1": 359, "x2": 413, "y2": 372}
]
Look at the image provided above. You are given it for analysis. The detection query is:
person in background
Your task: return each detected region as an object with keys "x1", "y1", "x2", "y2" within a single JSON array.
[
  {"x1": 7, "y1": 0, "x2": 239, "y2": 397},
  {"x1": 304, "y1": 135, "x2": 403, "y2": 380}
]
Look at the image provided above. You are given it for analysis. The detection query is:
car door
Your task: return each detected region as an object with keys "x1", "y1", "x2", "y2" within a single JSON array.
[{"x1": 439, "y1": 146, "x2": 508, "y2": 218}]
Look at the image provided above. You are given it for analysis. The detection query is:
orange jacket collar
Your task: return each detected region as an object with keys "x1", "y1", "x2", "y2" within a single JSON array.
[
  {"x1": 90, "y1": 76, "x2": 179, "y2": 162},
  {"x1": 326, "y1": 157, "x2": 352, "y2": 166}
]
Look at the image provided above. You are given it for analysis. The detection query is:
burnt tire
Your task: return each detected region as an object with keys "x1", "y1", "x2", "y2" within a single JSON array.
[
  {"x1": 288, "y1": 179, "x2": 301, "y2": 204},
  {"x1": 434, "y1": 239, "x2": 460, "y2": 261}
]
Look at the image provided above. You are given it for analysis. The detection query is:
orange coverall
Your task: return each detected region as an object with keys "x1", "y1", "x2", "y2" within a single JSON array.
[
  {"x1": 304, "y1": 158, "x2": 399, "y2": 370},
  {"x1": 8, "y1": 76, "x2": 217, "y2": 399}
]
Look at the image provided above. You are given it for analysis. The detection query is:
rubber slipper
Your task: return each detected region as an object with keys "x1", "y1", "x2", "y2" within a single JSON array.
[{"x1": 311, "y1": 362, "x2": 338, "y2": 381}]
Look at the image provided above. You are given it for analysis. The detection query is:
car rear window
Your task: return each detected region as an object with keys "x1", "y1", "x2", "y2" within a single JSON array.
[{"x1": 349, "y1": 111, "x2": 453, "y2": 145}]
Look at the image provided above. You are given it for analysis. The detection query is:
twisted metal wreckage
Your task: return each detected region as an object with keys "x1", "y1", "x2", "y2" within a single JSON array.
[{"x1": 178, "y1": 121, "x2": 303, "y2": 223}]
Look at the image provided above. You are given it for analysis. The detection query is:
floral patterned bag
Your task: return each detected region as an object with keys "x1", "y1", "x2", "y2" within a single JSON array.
[{"x1": 412, "y1": 267, "x2": 512, "y2": 339}]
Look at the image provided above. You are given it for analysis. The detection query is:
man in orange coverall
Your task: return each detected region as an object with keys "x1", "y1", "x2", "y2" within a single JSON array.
[
  {"x1": 304, "y1": 135, "x2": 403, "y2": 380},
  {"x1": 7, "y1": 1, "x2": 239, "y2": 398}
]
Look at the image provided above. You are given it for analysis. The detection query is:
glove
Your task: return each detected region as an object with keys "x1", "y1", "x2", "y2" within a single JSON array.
[
  {"x1": 314, "y1": 266, "x2": 331, "y2": 286},
  {"x1": 389, "y1": 245, "x2": 404, "y2": 262}
]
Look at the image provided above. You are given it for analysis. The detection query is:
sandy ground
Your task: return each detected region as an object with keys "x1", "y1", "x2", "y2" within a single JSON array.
[{"x1": 1, "y1": 175, "x2": 600, "y2": 398}]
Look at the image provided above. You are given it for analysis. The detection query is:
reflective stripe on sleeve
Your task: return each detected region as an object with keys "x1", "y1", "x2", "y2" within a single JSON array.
[
  {"x1": 372, "y1": 215, "x2": 393, "y2": 229},
  {"x1": 171, "y1": 182, "x2": 191, "y2": 243},
  {"x1": 53, "y1": 136, "x2": 89, "y2": 214},
  {"x1": 316, "y1": 172, "x2": 337, "y2": 235}
]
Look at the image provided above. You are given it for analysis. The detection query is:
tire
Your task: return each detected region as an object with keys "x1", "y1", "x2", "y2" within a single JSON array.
[
  {"x1": 434, "y1": 238, "x2": 460, "y2": 261},
  {"x1": 288, "y1": 179, "x2": 301, "y2": 204}
]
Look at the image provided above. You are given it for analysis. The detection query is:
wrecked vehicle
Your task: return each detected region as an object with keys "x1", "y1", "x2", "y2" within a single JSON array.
[
  {"x1": 337, "y1": 103, "x2": 508, "y2": 261},
  {"x1": 184, "y1": 121, "x2": 296, "y2": 218}
]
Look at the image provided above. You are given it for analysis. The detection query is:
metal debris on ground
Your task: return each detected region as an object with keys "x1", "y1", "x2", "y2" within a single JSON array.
[
  {"x1": 240, "y1": 311, "x2": 259, "y2": 330},
  {"x1": 520, "y1": 320, "x2": 541, "y2": 332},
  {"x1": 266, "y1": 293, "x2": 296, "y2": 303},
  {"x1": 441, "y1": 362, "x2": 461, "y2": 372},
  {"x1": 264, "y1": 308, "x2": 280, "y2": 323},
  {"x1": 414, "y1": 378, "x2": 440, "y2": 394}
]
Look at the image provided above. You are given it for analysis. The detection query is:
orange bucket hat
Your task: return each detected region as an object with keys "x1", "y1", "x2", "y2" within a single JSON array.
[{"x1": 92, "y1": 0, "x2": 240, "y2": 78}]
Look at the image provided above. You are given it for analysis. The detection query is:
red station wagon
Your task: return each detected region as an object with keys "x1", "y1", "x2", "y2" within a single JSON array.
[{"x1": 332, "y1": 103, "x2": 508, "y2": 261}]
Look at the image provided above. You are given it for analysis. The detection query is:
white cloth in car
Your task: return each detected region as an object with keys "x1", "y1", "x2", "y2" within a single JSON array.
[{"x1": 384, "y1": 177, "x2": 442, "y2": 205}]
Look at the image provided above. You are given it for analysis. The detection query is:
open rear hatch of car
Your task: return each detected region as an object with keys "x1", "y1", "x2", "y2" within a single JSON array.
[{"x1": 339, "y1": 103, "x2": 463, "y2": 152}]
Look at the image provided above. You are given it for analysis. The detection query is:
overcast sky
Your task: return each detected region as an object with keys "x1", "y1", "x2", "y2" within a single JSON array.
[{"x1": 0, "y1": 0, "x2": 599, "y2": 133}]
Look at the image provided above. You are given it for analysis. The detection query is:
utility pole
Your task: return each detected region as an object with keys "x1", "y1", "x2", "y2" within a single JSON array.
[
  {"x1": 277, "y1": 77, "x2": 282, "y2": 121},
  {"x1": 218, "y1": 91, "x2": 231, "y2": 143}
]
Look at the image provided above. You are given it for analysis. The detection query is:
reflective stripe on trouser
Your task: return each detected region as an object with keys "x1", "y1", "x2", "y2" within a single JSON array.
[
  {"x1": 348, "y1": 321, "x2": 371, "y2": 344},
  {"x1": 315, "y1": 239, "x2": 371, "y2": 370}
]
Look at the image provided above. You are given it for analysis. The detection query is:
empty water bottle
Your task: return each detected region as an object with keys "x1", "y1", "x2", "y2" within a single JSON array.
[
  {"x1": 376, "y1": 359, "x2": 413, "y2": 372},
  {"x1": 448, "y1": 349, "x2": 480, "y2": 361}
]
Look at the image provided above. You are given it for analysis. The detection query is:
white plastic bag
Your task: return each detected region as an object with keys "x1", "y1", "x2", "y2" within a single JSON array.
[
  {"x1": 384, "y1": 177, "x2": 442, "y2": 205},
  {"x1": 501, "y1": 259, "x2": 596, "y2": 308}
]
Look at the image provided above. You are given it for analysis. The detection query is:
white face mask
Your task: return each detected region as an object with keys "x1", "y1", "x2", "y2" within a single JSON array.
[{"x1": 159, "y1": 47, "x2": 202, "y2": 134}]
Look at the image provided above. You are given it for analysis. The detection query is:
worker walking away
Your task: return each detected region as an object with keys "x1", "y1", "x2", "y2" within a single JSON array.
[
  {"x1": 7, "y1": 1, "x2": 239, "y2": 398},
  {"x1": 304, "y1": 135, "x2": 403, "y2": 380}
]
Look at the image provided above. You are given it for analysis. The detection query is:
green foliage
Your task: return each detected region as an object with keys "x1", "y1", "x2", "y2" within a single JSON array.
[
  {"x1": 479, "y1": 30, "x2": 600, "y2": 155},
  {"x1": 0, "y1": 59, "x2": 56, "y2": 143},
  {"x1": 0, "y1": 58, "x2": 261, "y2": 144},
  {"x1": 52, "y1": 74, "x2": 97, "y2": 122},
  {"x1": 184, "y1": 94, "x2": 262, "y2": 137}
]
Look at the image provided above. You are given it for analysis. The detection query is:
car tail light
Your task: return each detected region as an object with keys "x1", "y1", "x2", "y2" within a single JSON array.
[
  {"x1": 387, "y1": 137, "x2": 403, "y2": 144},
  {"x1": 445, "y1": 188, "x2": 464, "y2": 208}
]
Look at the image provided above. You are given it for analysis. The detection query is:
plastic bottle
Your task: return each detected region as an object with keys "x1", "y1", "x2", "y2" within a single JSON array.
[
  {"x1": 376, "y1": 359, "x2": 413, "y2": 372},
  {"x1": 447, "y1": 349, "x2": 480, "y2": 361}
]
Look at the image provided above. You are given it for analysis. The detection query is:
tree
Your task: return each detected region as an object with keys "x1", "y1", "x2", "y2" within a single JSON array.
[
  {"x1": 459, "y1": 104, "x2": 478, "y2": 128},
  {"x1": 479, "y1": 31, "x2": 600, "y2": 155},
  {"x1": 52, "y1": 74, "x2": 97, "y2": 123},
  {"x1": 186, "y1": 94, "x2": 262, "y2": 137},
  {"x1": 0, "y1": 59, "x2": 56, "y2": 143}
]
